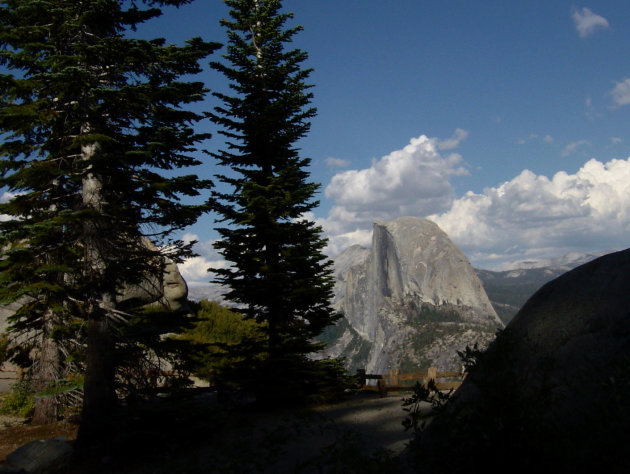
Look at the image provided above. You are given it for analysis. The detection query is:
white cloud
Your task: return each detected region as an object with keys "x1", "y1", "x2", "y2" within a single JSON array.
[
  {"x1": 325, "y1": 133, "x2": 467, "y2": 215},
  {"x1": 321, "y1": 132, "x2": 468, "y2": 254},
  {"x1": 611, "y1": 78, "x2": 630, "y2": 107},
  {"x1": 543, "y1": 135, "x2": 554, "y2": 144},
  {"x1": 437, "y1": 128, "x2": 469, "y2": 150},
  {"x1": 325, "y1": 157, "x2": 350, "y2": 168},
  {"x1": 429, "y1": 158, "x2": 630, "y2": 269},
  {"x1": 571, "y1": 7, "x2": 609, "y2": 38},
  {"x1": 561, "y1": 139, "x2": 589, "y2": 156},
  {"x1": 324, "y1": 227, "x2": 373, "y2": 256},
  {"x1": 178, "y1": 256, "x2": 229, "y2": 287},
  {"x1": 0, "y1": 192, "x2": 16, "y2": 203},
  {"x1": 0, "y1": 191, "x2": 17, "y2": 221},
  {"x1": 176, "y1": 237, "x2": 230, "y2": 287},
  {"x1": 181, "y1": 232, "x2": 199, "y2": 245}
]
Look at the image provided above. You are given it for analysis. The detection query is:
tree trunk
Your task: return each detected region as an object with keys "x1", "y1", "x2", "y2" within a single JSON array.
[
  {"x1": 76, "y1": 135, "x2": 118, "y2": 448},
  {"x1": 31, "y1": 309, "x2": 60, "y2": 425},
  {"x1": 77, "y1": 296, "x2": 116, "y2": 446}
]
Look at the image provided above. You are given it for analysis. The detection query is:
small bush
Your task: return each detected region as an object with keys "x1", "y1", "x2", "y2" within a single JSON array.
[
  {"x1": 0, "y1": 379, "x2": 35, "y2": 418},
  {"x1": 401, "y1": 379, "x2": 452, "y2": 434}
]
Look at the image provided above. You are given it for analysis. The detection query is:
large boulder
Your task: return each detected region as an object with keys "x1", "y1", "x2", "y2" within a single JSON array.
[
  {"x1": 415, "y1": 248, "x2": 630, "y2": 473},
  {"x1": 5, "y1": 437, "x2": 72, "y2": 473}
]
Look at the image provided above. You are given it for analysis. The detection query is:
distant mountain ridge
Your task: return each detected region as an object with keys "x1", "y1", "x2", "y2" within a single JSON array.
[
  {"x1": 476, "y1": 250, "x2": 611, "y2": 324},
  {"x1": 494, "y1": 250, "x2": 611, "y2": 271}
]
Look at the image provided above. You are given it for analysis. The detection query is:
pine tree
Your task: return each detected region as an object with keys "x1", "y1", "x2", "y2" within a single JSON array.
[
  {"x1": 210, "y1": 0, "x2": 338, "y2": 401},
  {"x1": 0, "y1": 0, "x2": 218, "y2": 441}
]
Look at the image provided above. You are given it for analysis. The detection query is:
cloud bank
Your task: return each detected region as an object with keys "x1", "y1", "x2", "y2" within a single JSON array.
[
  {"x1": 179, "y1": 133, "x2": 630, "y2": 280},
  {"x1": 428, "y1": 158, "x2": 630, "y2": 268},
  {"x1": 319, "y1": 133, "x2": 630, "y2": 269}
]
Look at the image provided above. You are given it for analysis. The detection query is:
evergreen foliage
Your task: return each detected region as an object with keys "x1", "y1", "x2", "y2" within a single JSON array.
[
  {"x1": 209, "y1": 0, "x2": 339, "y2": 401},
  {"x1": 179, "y1": 299, "x2": 267, "y2": 382},
  {"x1": 0, "y1": 0, "x2": 218, "y2": 439}
]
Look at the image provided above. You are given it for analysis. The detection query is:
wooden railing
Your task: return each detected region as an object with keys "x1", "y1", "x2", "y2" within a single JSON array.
[{"x1": 355, "y1": 368, "x2": 465, "y2": 398}]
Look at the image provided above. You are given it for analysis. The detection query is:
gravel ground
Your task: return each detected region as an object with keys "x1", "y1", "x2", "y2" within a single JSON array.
[{"x1": 0, "y1": 376, "x2": 16, "y2": 394}]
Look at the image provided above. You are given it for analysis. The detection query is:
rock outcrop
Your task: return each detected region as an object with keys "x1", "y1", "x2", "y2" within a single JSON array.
[
  {"x1": 0, "y1": 240, "x2": 189, "y2": 386},
  {"x1": 416, "y1": 248, "x2": 630, "y2": 473},
  {"x1": 322, "y1": 217, "x2": 502, "y2": 373},
  {"x1": 118, "y1": 238, "x2": 189, "y2": 312},
  {"x1": 0, "y1": 239, "x2": 189, "y2": 330}
]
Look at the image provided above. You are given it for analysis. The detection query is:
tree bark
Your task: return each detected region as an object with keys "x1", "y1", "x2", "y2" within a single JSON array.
[
  {"x1": 77, "y1": 296, "x2": 116, "y2": 445},
  {"x1": 31, "y1": 309, "x2": 60, "y2": 425},
  {"x1": 76, "y1": 134, "x2": 118, "y2": 447}
]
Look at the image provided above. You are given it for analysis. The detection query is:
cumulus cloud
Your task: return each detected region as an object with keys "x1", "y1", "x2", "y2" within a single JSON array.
[
  {"x1": 571, "y1": 7, "x2": 609, "y2": 38},
  {"x1": 429, "y1": 157, "x2": 630, "y2": 268},
  {"x1": 321, "y1": 133, "x2": 468, "y2": 254},
  {"x1": 177, "y1": 234, "x2": 229, "y2": 287},
  {"x1": 325, "y1": 157, "x2": 351, "y2": 168}
]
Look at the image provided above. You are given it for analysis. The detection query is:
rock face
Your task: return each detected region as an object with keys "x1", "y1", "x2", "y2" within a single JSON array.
[
  {"x1": 118, "y1": 239, "x2": 189, "y2": 312},
  {"x1": 417, "y1": 248, "x2": 630, "y2": 473},
  {"x1": 0, "y1": 240, "x2": 189, "y2": 386},
  {"x1": 322, "y1": 217, "x2": 502, "y2": 373},
  {"x1": 0, "y1": 239, "x2": 189, "y2": 330}
]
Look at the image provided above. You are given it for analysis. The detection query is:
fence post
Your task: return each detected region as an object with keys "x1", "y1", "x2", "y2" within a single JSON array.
[
  {"x1": 424, "y1": 367, "x2": 437, "y2": 388},
  {"x1": 389, "y1": 368, "x2": 400, "y2": 387},
  {"x1": 377, "y1": 378, "x2": 388, "y2": 398},
  {"x1": 355, "y1": 368, "x2": 366, "y2": 387}
]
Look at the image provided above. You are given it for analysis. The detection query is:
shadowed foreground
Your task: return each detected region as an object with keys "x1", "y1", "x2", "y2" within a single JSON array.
[{"x1": 3, "y1": 390, "x2": 420, "y2": 473}]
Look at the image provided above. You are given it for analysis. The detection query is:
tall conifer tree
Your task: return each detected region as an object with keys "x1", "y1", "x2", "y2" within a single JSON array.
[
  {"x1": 0, "y1": 0, "x2": 218, "y2": 441},
  {"x1": 210, "y1": 0, "x2": 337, "y2": 399}
]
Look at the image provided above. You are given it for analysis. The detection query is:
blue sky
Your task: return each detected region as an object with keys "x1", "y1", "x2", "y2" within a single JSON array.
[{"x1": 130, "y1": 1, "x2": 630, "y2": 283}]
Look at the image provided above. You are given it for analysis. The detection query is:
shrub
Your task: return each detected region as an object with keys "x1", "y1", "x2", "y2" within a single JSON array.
[{"x1": 0, "y1": 379, "x2": 35, "y2": 418}]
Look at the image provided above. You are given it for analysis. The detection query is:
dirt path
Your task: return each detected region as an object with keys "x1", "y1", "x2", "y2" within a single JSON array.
[
  {"x1": 189, "y1": 392, "x2": 421, "y2": 473},
  {"x1": 312, "y1": 393, "x2": 416, "y2": 454}
]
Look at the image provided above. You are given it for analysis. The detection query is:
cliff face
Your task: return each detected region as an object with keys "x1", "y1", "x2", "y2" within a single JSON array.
[{"x1": 322, "y1": 217, "x2": 502, "y2": 373}]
